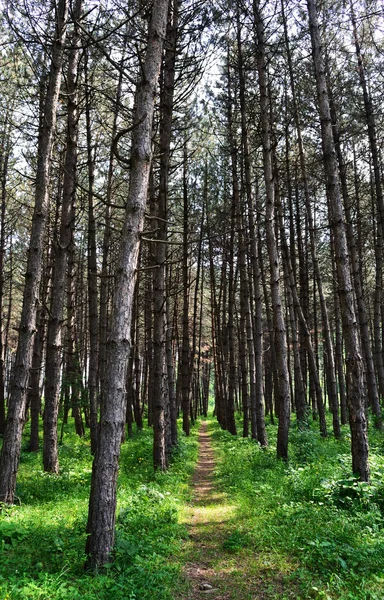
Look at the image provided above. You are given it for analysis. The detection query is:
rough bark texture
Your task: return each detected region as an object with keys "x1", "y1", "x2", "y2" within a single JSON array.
[
  {"x1": 328, "y1": 85, "x2": 381, "y2": 428},
  {"x1": 85, "y1": 51, "x2": 100, "y2": 455},
  {"x1": 153, "y1": 0, "x2": 178, "y2": 469},
  {"x1": 307, "y1": 0, "x2": 369, "y2": 480},
  {"x1": 85, "y1": 0, "x2": 169, "y2": 569},
  {"x1": 0, "y1": 131, "x2": 10, "y2": 434},
  {"x1": 43, "y1": 0, "x2": 82, "y2": 473},
  {"x1": 181, "y1": 143, "x2": 191, "y2": 436},
  {"x1": 254, "y1": 0, "x2": 291, "y2": 459},
  {"x1": 350, "y1": 2, "x2": 384, "y2": 415},
  {"x1": 0, "y1": 0, "x2": 68, "y2": 502},
  {"x1": 99, "y1": 40, "x2": 126, "y2": 411}
]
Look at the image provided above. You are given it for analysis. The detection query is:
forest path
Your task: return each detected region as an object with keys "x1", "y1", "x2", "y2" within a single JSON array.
[
  {"x1": 178, "y1": 421, "x2": 271, "y2": 600},
  {"x1": 179, "y1": 421, "x2": 236, "y2": 599},
  {"x1": 178, "y1": 422, "x2": 298, "y2": 600}
]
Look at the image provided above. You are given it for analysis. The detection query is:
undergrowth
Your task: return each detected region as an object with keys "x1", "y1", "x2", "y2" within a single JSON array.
[
  {"x1": 211, "y1": 417, "x2": 384, "y2": 600},
  {"x1": 2, "y1": 412, "x2": 384, "y2": 600},
  {"x1": 0, "y1": 421, "x2": 199, "y2": 600}
]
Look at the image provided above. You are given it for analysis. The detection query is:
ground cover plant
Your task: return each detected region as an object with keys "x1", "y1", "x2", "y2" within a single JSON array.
[
  {"x1": 211, "y1": 418, "x2": 384, "y2": 600},
  {"x1": 0, "y1": 422, "x2": 199, "y2": 600},
  {"x1": 1, "y1": 415, "x2": 384, "y2": 600}
]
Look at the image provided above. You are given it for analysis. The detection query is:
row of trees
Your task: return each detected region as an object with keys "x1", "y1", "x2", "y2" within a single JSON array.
[{"x1": 0, "y1": 0, "x2": 383, "y2": 568}]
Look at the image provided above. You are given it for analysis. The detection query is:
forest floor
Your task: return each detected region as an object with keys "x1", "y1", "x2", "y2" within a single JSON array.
[{"x1": 179, "y1": 422, "x2": 298, "y2": 600}]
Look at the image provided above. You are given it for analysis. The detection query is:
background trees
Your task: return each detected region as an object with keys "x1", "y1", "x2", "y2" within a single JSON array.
[{"x1": 0, "y1": 0, "x2": 383, "y2": 568}]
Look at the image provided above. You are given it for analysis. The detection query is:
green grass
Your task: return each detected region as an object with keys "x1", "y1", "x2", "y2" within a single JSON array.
[
  {"x1": 1, "y1": 414, "x2": 384, "y2": 600},
  {"x1": 0, "y1": 421, "x2": 199, "y2": 600},
  {"x1": 210, "y1": 417, "x2": 384, "y2": 600}
]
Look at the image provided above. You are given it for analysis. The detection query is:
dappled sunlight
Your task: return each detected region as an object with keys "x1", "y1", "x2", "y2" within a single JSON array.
[{"x1": 178, "y1": 421, "x2": 304, "y2": 600}]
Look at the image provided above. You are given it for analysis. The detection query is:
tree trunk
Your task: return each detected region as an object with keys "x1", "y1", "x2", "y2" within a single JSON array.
[
  {"x1": 153, "y1": 0, "x2": 178, "y2": 468},
  {"x1": 181, "y1": 142, "x2": 191, "y2": 436},
  {"x1": 85, "y1": 51, "x2": 100, "y2": 454},
  {"x1": 0, "y1": 128, "x2": 10, "y2": 435},
  {"x1": 43, "y1": 0, "x2": 81, "y2": 473},
  {"x1": 236, "y1": 11, "x2": 266, "y2": 444},
  {"x1": 254, "y1": 0, "x2": 291, "y2": 459},
  {"x1": 306, "y1": 0, "x2": 369, "y2": 480},
  {"x1": 350, "y1": 3, "x2": 384, "y2": 413},
  {"x1": 0, "y1": 0, "x2": 68, "y2": 502},
  {"x1": 85, "y1": 0, "x2": 169, "y2": 569}
]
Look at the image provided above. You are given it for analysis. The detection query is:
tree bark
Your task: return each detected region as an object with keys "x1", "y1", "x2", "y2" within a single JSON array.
[
  {"x1": 306, "y1": 0, "x2": 369, "y2": 480},
  {"x1": 85, "y1": 0, "x2": 169, "y2": 569},
  {"x1": 84, "y1": 50, "x2": 100, "y2": 454},
  {"x1": 254, "y1": 0, "x2": 291, "y2": 459},
  {"x1": 43, "y1": 0, "x2": 82, "y2": 473},
  {"x1": 236, "y1": 10, "x2": 267, "y2": 444},
  {"x1": 181, "y1": 142, "x2": 191, "y2": 436},
  {"x1": 0, "y1": 0, "x2": 68, "y2": 501},
  {"x1": 153, "y1": 0, "x2": 178, "y2": 468},
  {"x1": 0, "y1": 127, "x2": 10, "y2": 435}
]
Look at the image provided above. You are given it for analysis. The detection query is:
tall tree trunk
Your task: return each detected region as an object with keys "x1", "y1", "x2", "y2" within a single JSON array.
[
  {"x1": 153, "y1": 0, "x2": 178, "y2": 468},
  {"x1": 181, "y1": 142, "x2": 191, "y2": 436},
  {"x1": 225, "y1": 54, "x2": 239, "y2": 437},
  {"x1": 166, "y1": 269, "x2": 177, "y2": 445},
  {"x1": 327, "y1": 82, "x2": 381, "y2": 428},
  {"x1": 99, "y1": 41, "x2": 126, "y2": 408},
  {"x1": 85, "y1": 52, "x2": 100, "y2": 454},
  {"x1": 43, "y1": 0, "x2": 81, "y2": 473},
  {"x1": 0, "y1": 0, "x2": 68, "y2": 501},
  {"x1": 0, "y1": 128, "x2": 10, "y2": 435},
  {"x1": 306, "y1": 0, "x2": 369, "y2": 480},
  {"x1": 254, "y1": 0, "x2": 291, "y2": 459},
  {"x1": 282, "y1": 0, "x2": 340, "y2": 433},
  {"x1": 85, "y1": 0, "x2": 169, "y2": 569},
  {"x1": 350, "y1": 2, "x2": 384, "y2": 410},
  {"x1": 236, "y1": 11, "x2": 266, "y2": 444}
]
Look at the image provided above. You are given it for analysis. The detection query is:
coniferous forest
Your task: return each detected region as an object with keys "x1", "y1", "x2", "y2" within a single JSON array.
[{"x1": 0, "y1": 0, "x2": 384, "y2": 598}]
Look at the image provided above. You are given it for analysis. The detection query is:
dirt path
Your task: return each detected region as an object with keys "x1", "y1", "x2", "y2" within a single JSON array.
[
  {"x1": 178, "y1": 423, "x2": 301, "y2": 600},
  {"x1": 180, "y1": 422, "x2": 237, "y2": 599},
  {"x1": 175, "y1": 423, "x2": 302, "y2": 600}
]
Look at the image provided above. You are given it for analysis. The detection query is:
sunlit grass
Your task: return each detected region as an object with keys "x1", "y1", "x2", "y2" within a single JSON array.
[
  {"x1": 209, "y1": 415, "x2": 384, "y2": 600},
  {"x1": 1, "y1": 411, "x2": 384, "y2": 599},
  {"x1": 0, "y1": 419, "x2": 199, "y2": 600}
]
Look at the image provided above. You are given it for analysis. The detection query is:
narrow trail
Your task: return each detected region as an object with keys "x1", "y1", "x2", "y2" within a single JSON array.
[
  {"x1": 180, "y1": 422, "x2": 237, "y2": 599},
  {"x1": 179, "y1": 422, "x2": 298, "y2": 600}
]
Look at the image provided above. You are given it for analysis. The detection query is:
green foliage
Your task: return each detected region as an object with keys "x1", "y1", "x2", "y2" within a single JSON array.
[
  {"x1": 222, "y1": 528, "x2": 251, "y2": 552},
  {"x1": 211, "y1": 418, "x2": 384, "y2": 600},
  {"x1": 0, "y1": 420, "x2": 199, "y2": 600}
]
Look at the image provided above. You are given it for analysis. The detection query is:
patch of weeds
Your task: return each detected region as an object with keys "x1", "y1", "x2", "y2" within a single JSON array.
[
  {"x1": 0, "y1": 419, "x2": 200, "y2": 600},
  {"x1": 209, "y1": 416, "x2": 384, "y2": 600},
  {"x1": 222, "y1": 528, "x2": 251, "y2": 552}
]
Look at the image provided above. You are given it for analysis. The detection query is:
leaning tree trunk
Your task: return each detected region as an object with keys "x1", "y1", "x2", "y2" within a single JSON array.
[
  {"x1": 85, "y1": 0, "x2": 169, "y2": 570},
  {"x1": 0, "y1": 0, "x2": 68, "y2": 502},
  {"x1": 254, "y1": 0, "x2": 291, "y2": 460},
  {"x1": 307, "y1": 0, "x2": 369, "y2": 481}
]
